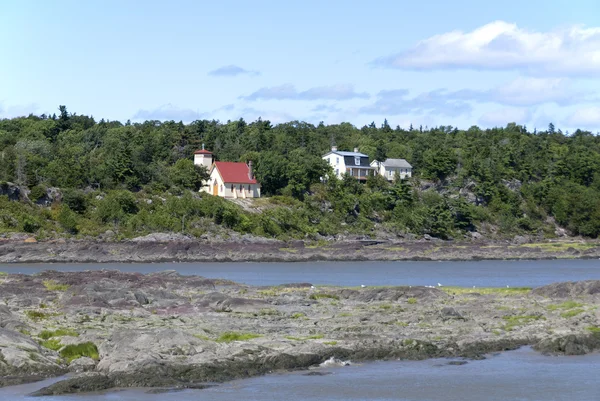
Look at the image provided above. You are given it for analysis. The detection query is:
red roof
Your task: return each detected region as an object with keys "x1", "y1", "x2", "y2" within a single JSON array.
[
  {"x1": 214, "y1": 161, "x2": 258, "y2": 184},
  {"x1": 194, "y1": 149, "x2": 213, "y2": 155}
]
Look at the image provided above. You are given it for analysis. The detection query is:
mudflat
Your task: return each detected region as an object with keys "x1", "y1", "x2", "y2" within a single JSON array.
[
  {"x1": 0, "y1": 269, "x2": 598, "y2": 395},
  {"x1": 1, "y1": 239, "x2": 600, "y2": 263}
]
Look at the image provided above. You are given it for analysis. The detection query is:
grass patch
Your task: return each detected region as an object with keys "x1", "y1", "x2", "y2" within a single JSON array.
[
  {"x1": 284, "y1": 334, "x2": 324, "y2": 341},
  {"x1": 441, "y1": 287, "x2": 531, "y2": 296},
  {"x1": 560, "y1": 308, "x2": 585, "y2": 318},
  {"x1": 407, "y1": 298, "x2": 417, "y2": 305},
  {"x1": 395, "y1": 321, "x2": 409, "y2": 327},
  {"x1": 324, "y1": 341, "x2": 338, "y2": 346},
  {"x1": 547, "y1": 301, "x2": 584, "y2": 311},
  {"x1": 519, "y1": 242, "x2": 596, "y2": 252},
  {"x1": 39, "y1": 329, "x2": 79, "y2": 340},
  {"x1": 40, "y1": 338, "x2": 62, "y2": 351},
  {"x1": 586, "y1": 326, "x2": 600, "y2": 334},
  {"x1": 193, "y1": 334, "x2": 211, "y2": 341},
  {"x1": 309, "y1": 293, "x2": 340, "y2": 301},
  {"x1": 42, "y1": 280, "x2": 70, "y2": 292},
  {"x1": 59, "y1": 342, "x2": 99, "y2": 363},
  {"x1": 502, "y1": 315, "x2": 546, "y2": 331},
  {"x1": 25, "y1": 310, "x2": 54, "y2": 320},
  {"x1": 290, "y1": 312, "x2": 306, "y2": 319},
  {"x1": 0, "y1": 272, "x2": 7, "y2": 276},
  {"x1": 338, "y1": 312, "x2": 352, "y2": 317},
  {"x1": 216, "y1": 332, "x2": 262, "y2": 343}
]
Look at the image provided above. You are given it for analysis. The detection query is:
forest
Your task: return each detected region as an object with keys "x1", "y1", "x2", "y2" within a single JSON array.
[{"x1": 1, "y1": 106, "x2": 600, "y2": 241}]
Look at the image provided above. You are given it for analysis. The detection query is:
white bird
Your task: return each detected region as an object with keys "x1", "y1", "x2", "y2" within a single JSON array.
[
  {"x1": 473, "y1": 286, "x2": 476, "y2": 289},
  {"x1": 506, "y1": 285, "x2": 510, "y2": 288},
  {"x1": 361, "y1": 284, "x2": 366, "y2": 288},
  {"x1": 437, "y1": 283, "x2": 442, "y2": 287},
  {"x1": 310, "y1": 285, "x2": 315, "y2": 290}
]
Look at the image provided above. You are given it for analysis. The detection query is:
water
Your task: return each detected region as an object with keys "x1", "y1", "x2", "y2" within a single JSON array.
[
  {"x1": 1, "y1": 348, "x2": 598, "y2": 400},
  {"x1": 1, "y1": 259, "x2": 600, "y2": 287}
]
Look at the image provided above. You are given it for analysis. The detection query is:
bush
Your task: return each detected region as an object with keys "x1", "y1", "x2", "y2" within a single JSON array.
[
  {"x1": 29, "y1": 185, "x2": 47, "y2": 202},
  {"x1": 59, "y1": 342, "x2": 99, "y2": 362}
]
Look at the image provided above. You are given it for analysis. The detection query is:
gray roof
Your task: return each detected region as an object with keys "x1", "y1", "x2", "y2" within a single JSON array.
[
  {"x1": 381, "y1": 158, "x2": 412, "y2": 168},
  {"x1": 344, "y1": 155, "x2": 371, "y2": 168},
  {"x1": 323, "y1": 150, "x2": 369, "y2": 158}
]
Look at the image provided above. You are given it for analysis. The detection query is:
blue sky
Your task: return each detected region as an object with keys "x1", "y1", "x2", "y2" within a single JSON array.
[{"x1": 1, "y1": 0, "x2": 599, "y2": 131}]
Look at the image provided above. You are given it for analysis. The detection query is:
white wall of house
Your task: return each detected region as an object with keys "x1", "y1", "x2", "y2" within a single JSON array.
[
  {"x1": 370, "y1": 161, "x2": 412, "y2": 180},
  {"x1": 194, "y1": 153, "x2": 213, "y2": 169},
  {"x1": 200, "y1": 168, "x2": 261, "y2": 198},
  {"x1": 322, "y1": 153, "x2": 346, "y2": 179}
]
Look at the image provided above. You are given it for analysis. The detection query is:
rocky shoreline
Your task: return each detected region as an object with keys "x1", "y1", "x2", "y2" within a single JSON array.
[
  {"x1": 0, "y1": 269, "x2": 598, "y2": 395},
  {"x1": 1, "y1": 238, "x2": 600, "y2": 263}
]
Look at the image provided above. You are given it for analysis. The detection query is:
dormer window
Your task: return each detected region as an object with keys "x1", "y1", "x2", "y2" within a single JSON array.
[{"x1": 354, "y1": 156, "x2": 360, "y2": 165}]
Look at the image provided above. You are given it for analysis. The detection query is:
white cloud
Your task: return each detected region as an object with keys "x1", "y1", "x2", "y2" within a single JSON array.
[
  {"x1": 208, "y1": 65, "x2": 260, "y2": 77},
  {"x1": 374, "y1": 21, "x2": 600, "y2": 76},
  {"x1": 567, "y1": 106, "x2": 600, "y2": 127},
  {"x1": 478, "y1": 107, "x2": 533, "y2": 127},
  {"x1": 242, "y1": 84, "x2": 369, "y2": 101},
  {"x1": 132, "y1": 104, "x2": 208, "y2": 122}
]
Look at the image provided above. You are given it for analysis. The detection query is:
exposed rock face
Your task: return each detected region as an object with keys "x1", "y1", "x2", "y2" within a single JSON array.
[
  {"x1": 0, "y1": 271, "x2": 597, "y2": 395},
  {"x1": 0, "y1": 182, "x2": 21, "y2": 201},
  {"x1": 3, "y1": 239, "x2": 600, "y2": 263},
  {"x1": 0, "y1": 328, "x2": 66, "y2": 386},
  {"x1": 532, "y1": 281, "x2": 600, "y2": 298}
]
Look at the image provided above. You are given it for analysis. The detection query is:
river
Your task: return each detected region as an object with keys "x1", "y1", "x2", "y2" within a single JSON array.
[
  {"x1": 0, "y1": 347, "x2": 598, "y2": 401},
  {"x1": 1, "y1": 259, "x2": 600, "y2": 287}
]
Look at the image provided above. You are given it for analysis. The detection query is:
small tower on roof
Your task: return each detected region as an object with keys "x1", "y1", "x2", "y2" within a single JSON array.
[{"x1": 194, "y1": 144, "x2": 213, "y2": 169}]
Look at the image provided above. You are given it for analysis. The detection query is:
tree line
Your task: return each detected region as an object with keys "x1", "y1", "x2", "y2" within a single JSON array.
[{"x1": 1, "y1": 106, "x2": 600, "y2": 240}]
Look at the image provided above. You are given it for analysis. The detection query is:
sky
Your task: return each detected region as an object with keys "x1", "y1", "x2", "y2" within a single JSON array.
[{"x1": 1, "y1": 0, "x2": 600, "y2": 131}]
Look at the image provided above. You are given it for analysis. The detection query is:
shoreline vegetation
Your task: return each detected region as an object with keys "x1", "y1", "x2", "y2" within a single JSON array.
[
  {"x1": 1, "y1": 237, "x2": 600, "y2": 264},
  {"x1": 0, "y1": 270, "x2": 598, "y2": 395},
  {"x1": 4, "y1": 110, "x2": 600, "y2": 248}
]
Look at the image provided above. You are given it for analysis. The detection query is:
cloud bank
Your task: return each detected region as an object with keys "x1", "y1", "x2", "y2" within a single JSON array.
[{"x1": 374, "y1": 21, "x2": 600, "y2": 76}]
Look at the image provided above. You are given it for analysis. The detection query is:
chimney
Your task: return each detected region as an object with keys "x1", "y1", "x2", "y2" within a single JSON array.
[
  {"x1": 331, "y1": 146, "x2": 337, "y2": 152},
  {"x1": 354, "y1": 147, "x2": 359, "y2": 153},
  {"x1": 248, "y1": 160, "x2": 253, "y2": 180}
]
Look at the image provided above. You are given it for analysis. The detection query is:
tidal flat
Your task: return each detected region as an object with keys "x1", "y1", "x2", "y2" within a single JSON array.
[{"x1": 0, "y1": 270, "x2": 598, "y2": 395}]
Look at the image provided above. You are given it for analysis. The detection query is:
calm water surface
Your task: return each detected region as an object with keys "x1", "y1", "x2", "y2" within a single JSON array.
[
  {"x1": 1, "y1": 259, "x2": 600, "y2": 287},
  {"x1": 1, "y1": 348, "x2": 598, "y2": 401}
]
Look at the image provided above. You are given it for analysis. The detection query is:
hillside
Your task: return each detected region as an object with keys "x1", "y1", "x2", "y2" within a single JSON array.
[{"x1": 2, "y1": 107, "x2": 600, "y2": 242}]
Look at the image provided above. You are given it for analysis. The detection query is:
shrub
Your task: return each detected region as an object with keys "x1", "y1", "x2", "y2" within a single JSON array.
[
  {"x1": 59, "y1": 342, "x2": 99, "y2": 362},
  {"x1": 29, "y1": 185, "x2": 47, "y2": 202}
]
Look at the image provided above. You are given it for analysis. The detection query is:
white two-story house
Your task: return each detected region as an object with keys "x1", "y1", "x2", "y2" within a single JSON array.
[
  {"x1": 322, "y1": 146, "x2": 374, "y2": 180},
  {"x1": 370, "y1": 158, "x2": 412, "y2": 181}
]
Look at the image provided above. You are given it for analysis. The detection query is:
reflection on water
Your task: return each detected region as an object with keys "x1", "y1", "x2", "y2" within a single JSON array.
[
  {"x1": 1, "y1": 348, "x2": 599, "y2": 401},
  {"x1": 2, "y1": 259, "x2": 600, "y2": 287}
]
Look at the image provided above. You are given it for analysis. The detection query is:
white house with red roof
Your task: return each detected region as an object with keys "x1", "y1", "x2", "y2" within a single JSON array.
[{"x1": 195, "y1": 147, "x2": 261, "y2": 198}]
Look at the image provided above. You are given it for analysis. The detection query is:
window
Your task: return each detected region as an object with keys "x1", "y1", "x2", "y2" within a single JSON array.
[
  {"x1": 248, "y1": 185, "x2": 251, "y2": 191},
  {"x1": 220, "y1": 185, "x2": 223, "y2": 192},
  {"x1": 335, "y1": 169, "x2": 339, "y2": 176},
  {"x1": 354, "y1": 156, "x2": 360, "y2": 165},
  {"x1": 336, "y1": 157, "x2": 339, "y2": 164}
]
